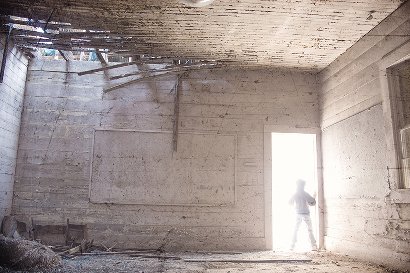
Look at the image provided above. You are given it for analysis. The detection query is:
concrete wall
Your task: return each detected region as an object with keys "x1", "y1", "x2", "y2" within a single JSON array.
[
  {"x1": 12, "y1": 60, "x2": 319, "y2": 250},
  {"x1": 319, "y1": 1, "x2": 410, "y2": 270},
  {"x1": 0, "y1": 36, "x2": 28, "y2": 224}
]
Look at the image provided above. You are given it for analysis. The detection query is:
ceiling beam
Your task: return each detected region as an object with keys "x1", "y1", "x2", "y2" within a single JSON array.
[
  {"x1": 78, "y1": 61, "x2": 141, "y2": 76},
  {"x1": 109, "y1": 63, "x2": 220, "y2": 81},
  {"x1": 109, "y1": 66, "x2": 176, "y2": 81},
  {"x1": 78, "y1": 58, "x2": 181, "y2": 76}
]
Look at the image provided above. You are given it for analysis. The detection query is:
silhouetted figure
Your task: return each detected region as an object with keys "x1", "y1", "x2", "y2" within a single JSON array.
[{"x1": 289, "y1": 179, "x2": 317, "y2": 251}]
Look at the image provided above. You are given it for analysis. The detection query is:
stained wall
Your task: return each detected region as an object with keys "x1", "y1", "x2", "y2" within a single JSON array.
[
  {"x1": 12, "y1": 60, "x2": 319, "y2": 250},
  {"x1": 0, "y1": 36, "x2": 28, "y2": 224},
  {"x1": 319, "y1": 1, "x2": 410, "y2": 270}
]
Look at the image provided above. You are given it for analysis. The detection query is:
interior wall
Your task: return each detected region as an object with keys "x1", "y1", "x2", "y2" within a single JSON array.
[
  {"x1": 12, "y1": 59, "x2": 318, "y2": 250},
  {"x1": 319, "y1": 1, "x2": 410, "y2": 270},
  {"x1": 0, "y1": 35, "x2": 28, "y2": 225}
]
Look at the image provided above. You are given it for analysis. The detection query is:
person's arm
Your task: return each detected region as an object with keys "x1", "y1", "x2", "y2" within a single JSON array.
[{"x1": 305, "y1": 192, "x2": 316, "y2": 206}]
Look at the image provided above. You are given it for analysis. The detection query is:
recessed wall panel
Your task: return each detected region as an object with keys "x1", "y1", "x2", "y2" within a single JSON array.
[{"x1": 90, "y1": 130, "x2": 236, "y2": 206}]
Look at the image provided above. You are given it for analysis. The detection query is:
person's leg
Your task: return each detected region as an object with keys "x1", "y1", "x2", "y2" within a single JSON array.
[
  {"x1": 290, "y1": 214, "x2": 302, "y2": 250},
  {"x1": 303, "y1": 214, "x2": 317, "y2": 250}
]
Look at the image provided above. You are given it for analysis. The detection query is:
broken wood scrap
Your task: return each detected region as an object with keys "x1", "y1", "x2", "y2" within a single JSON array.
[
  {"x1": 58, "y1": 50, "x2": 73, "y2": 61},
  {"x1": 9, "y1": 28, "x2": 110, "y2": 39},
  {"x1": 194, "y1": 251, "x2": 243, "y2": 255},
  {"x1": 128, "y1": 254, "x2": 182, "y2": 260},
  {"x1": 60, "y1": 239, "x2": 92, "y2": 255},
  {"x1": 77, "y1": 61, "x2": 142, "y2": 76},
  {"x1": 78, "y1": 59, "x2": 174, "y2": 76},
  {"x1": 0, "y1": 14, "x2": 72, "y2": 29},
  {"x1": 183, "y1": 258, "x2": 312, "y2": 263},
  {"x1": 103, "y1": 71, "x2": 175, "y2": 93},
  {"x1": 17, "y1": 43, "x2": 98, "y2": 52},
  {"x1": 72, "y1": 250, "x2": 156, "y2": 256},
  {"x1": 109, "y1": 62, "x2": 220, "y2": 81},
  {"x1": 104, "y1": 63, "x2": 220, "y2": 93},
  {"x1": 49, "y1": 245, "x2": 70, "y2": 252},
  {"x1": 100, "y1": 243, "x2": 116, "y2": 252},
  {"x1": 95, "y1": 51, "x2": 107, "y2": 65},
  {"x1": 10, "y1": 28, "x2": 54, "y2": 38},
  {"x1": 109, "y1": 66, "x2": 175, "y2": 80}
]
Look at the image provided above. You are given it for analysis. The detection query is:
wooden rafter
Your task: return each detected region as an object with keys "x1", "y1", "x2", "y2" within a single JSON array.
[
  {"x1": 77, "y1": 61, "x2": 141, "y2": 76},
  {"x1": 103, "y1": 71, "x2": 173, "y2": 93},
  {"x1": 109, "y1": 63, "x2": 220, "y2": 81},
  {"x1": 109, "y1": 66, "x2": 176, "y2": 81}
]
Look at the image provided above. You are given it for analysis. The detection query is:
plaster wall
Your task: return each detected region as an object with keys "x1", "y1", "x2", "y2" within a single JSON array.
[
  {"x1": 12, "y1": 60, "x2": 319, "y2": 250},
  {"x1": 319, "y1": 1, "x2": 410, "y2": 270},
  {"x1": 0, "y1": 36, "x2": 28, "y2": 224}
]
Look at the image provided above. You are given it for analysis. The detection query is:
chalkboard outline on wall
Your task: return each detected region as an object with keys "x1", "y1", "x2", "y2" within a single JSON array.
[{"x1": 88, "y1": 129, "x2": 237, "y2": 206}]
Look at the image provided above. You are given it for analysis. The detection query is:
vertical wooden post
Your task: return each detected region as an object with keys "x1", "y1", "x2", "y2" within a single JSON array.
[
  {"x1": 31, "y1": 218, "x2": 36, "y2": 240},
  {"x1": 65, "y1": 218, "x2": 70, "y2": 245},
  {"x1": 0, "y1": 26, "x2": 12, "y2": 83},
  {"x1": 172, "y1": 75, "x2": 182, "y2": 152}
]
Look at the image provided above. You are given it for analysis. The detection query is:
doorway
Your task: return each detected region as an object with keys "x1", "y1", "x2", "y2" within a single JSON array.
[{"x1": 271, "y1": 132, "x2": 318, "y2": 251}]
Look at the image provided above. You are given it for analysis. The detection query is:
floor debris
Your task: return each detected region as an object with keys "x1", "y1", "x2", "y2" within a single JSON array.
[
  {"x1": 0, "y1": 250, "x2": 406, "y2": 273},
  {"x1": 0, "y1": 235, "x2": 62, "y2": 271}
]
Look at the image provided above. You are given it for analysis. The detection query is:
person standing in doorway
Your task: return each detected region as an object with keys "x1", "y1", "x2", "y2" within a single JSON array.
[{"x1": 289, "y1": 179, "x2": 317, "y2": 251}]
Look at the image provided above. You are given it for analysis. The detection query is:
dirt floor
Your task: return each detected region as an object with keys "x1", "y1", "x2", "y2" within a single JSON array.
[{"x1": 0, "y1": 250, "x2": 407, "y2": 273}]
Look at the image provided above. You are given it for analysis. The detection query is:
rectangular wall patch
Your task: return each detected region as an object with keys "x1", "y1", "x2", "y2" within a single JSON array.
[{"x1": 90, "y1": 130, "x2": 236, "y2": 206}]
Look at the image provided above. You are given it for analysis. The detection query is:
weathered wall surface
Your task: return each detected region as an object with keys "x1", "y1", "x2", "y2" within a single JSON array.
[
  {"x1": 319, "y1": 1, "x2": 410, "y2": 270},
  {"x1": 319, "y1": 1, "x2": 410, "y2": 129},
  {"x1": 0, "y1": 36, "x2": 28, "y2": 224},
  {"x1": 13, "y1": 60, "x2": 318, "y2": 250},
  {"x1": 321, "y1": 105, "x2": 410, "y2": 265},
  {"x1": 90, "y1": 130, "x2": 237, "y2": 206}
]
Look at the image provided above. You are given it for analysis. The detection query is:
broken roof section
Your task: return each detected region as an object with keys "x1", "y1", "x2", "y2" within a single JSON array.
[
  {"x1": 0, "y1": 0, "x2": 404, "y2": 70},
  {"x1": 0, "y1": 13, "x2": 221, "y2": 84}
]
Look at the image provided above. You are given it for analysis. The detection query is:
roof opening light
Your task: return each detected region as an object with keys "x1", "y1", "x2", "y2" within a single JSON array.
[{"x1": 180, "y1": 0, "x2": 214, "y2": 7}]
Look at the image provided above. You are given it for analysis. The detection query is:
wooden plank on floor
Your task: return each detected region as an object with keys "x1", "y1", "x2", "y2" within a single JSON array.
[{"x1": 184, "y1": 258, "x2": 312, "y2": 263}]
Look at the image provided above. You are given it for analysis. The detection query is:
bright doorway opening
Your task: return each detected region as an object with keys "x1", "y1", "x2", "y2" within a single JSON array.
[{"x1": 271, "y1": 132, "x2": 318, "y2": 251}]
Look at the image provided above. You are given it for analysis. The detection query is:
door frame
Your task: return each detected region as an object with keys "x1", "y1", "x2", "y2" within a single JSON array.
[{"x1": 263, "y1": 125, "x2": 323, "y2": 250}]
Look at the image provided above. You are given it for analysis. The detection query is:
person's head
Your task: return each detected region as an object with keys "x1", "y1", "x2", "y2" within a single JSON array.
[{"x1": 296, "y1": 179, "x2": 306, "y2": 191}]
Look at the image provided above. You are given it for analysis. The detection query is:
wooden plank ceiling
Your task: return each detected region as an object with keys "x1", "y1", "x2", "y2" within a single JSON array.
[{"x1": 0, "y1": 0, "x2": 405, "y2": 70}]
